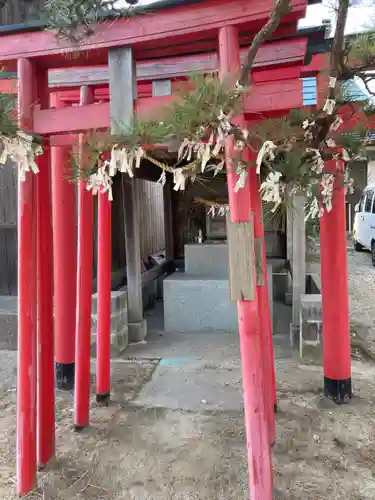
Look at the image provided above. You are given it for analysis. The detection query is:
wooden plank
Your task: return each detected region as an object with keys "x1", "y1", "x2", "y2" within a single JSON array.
[
  {"x1": 49, "y1": 53, "x2": 216, "y2": 88},
  {"x1": 111, "y1": 174, "x2": 126, "y2": 272},
  {"x1": 163, "y1": 179, "x2": 174, "y2": 261},
  {"x1": 254, "y1": 237, "x2": 264, "y2": 286},
  {"x1": 240, "y1": 37, "x2": 307, "y2": 68},
  {"x1": 34, "y1": 77, "x2": 303, "y2": 135},
  {"x1": 34, "y1": 101, "x2": 110, "y2": 135},
  {"x1": 46, "y1": 38, "x2": 306, "y2": 89},
  {"x1": 3, "y1": 37, "x2": 306, "y2": 98},
  {"x1": 226, "y1": 214, "x2": 255, "y2": 301},
  {"x1": 0, "y1": 0, "x2": 307, "y2": 64},
  {"x1": 245, "y1": 79, "x2": 303, "y2": 113},
  {"x1": 0, "y1": 229, "x2": 9, "y2": 294},
  {"x1": 33, "y1": 96, "x2": 173, "y2": 134},
  {"x1": 5, "y1": 227, "x2": 17, "y2": 295},
  {"x1": 141, "y1": 260, "x2": 174, "y2": 285}
]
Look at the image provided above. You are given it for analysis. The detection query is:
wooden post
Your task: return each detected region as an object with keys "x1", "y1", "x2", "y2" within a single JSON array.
[
  {"x1": 109, "y1": 46, "x2": 147, "y2": 342},
  {"x1": 218, "y1": 26, "x2": 273, "y2": 500},
  {"x1": 320, "y1": 158, "x2": 352, "y2": 403},
  {"x1": 163, "y1": 179, "x2": 174, "y2": 262},
  {"x1": 51, "y1": 94, "x2": 77, "y2": 390},
  {"x1": 35, "y1": 69, "x2": 55, "y2": 469},
  {"x1": 291, "y1": 194, "x2": 306, "y2": 342},
  {"x1": 17, "y1": 58, "x2": 38, "y2": 496},
  {"x1": 74, "y1": 86, "x2": 95, "y2": 427}
]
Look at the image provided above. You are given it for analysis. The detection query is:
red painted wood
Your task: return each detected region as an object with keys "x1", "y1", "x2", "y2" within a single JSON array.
[
  {"x1": 33, "y1": 78, "x2": 304, "y2": 135},
  {"x1": 35, "y1": 69, "x2": 55, "y2": 469},
  {"x1": 252, "y1": 65, "x2": 301, "y2": 84},
  {"x1": 219, "y1": 26, "x2": 273, "y2": 500},
  {"x1": 17, "y1": 58, "x2": 38, "y2": 496},
  {"x1": 34, "y1": 101, "x2": 110, "y2": 135},
  {"x1": 45, "y1": 37, "x2": 306, "y2": 89},
  {"x1": 320, "y1": 159, "x2": 351, "y2": 383},
  {"x1": 241, "y1": 37, "x2": 307, "y2": 69},
  {"x1": 96, "y1": 191, "x2": 112, "y2": 400},
  {"x1": 0, "y1": 78, "x2": 17, "y2": 93},
  {"x1": 0, "y1": 0, "x2": 307, "y2": 65},
  {"x1": 246, "y1": 79, "x2": 303, "y2": 113},
  {"x1": 50, "y1": 95, "x2": 77, "y2": 368},
  {"x1": 248, "y1": 163, "x2": 276, "y2": 443},
  {"x1": 132, "y1": 21, "x2": 300, "y2": 62},
  {"x1": 50, "y1": 133, "x2": 79, "y2": 147},
  {"x1": 74, "y1": 86, "x2": 95, "y2": 429},
  {"x1": 301, "y1": 53, "x2": 328, "y2": 76}
]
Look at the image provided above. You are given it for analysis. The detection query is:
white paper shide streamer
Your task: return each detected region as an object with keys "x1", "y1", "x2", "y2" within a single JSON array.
[{"x1": 0, "y1": 131, "x2": 42, "y2": 181}]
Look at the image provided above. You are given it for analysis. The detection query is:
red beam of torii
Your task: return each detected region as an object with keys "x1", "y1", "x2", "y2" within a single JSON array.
[{"x1": 0, "y1": 0, "x2": 354, "y2": 498}]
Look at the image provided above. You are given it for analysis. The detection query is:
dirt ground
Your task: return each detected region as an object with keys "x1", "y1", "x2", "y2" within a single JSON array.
[
  {"x1": 1, "y1": 247, "x2": 374, "y2": 499},
  {"x1": 0, "y1": 355, "x2": 375, "y2": 500}
]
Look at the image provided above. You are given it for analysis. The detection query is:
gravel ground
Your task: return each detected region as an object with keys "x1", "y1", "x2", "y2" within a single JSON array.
[{"x1": 347, "y1": 248, "x2": 375, "y2": 351}]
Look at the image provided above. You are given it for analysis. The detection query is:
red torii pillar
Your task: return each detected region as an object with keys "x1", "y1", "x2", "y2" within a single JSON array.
[
  {"x1": 17, "y1": 57, "x2": 38, "y2": 496},
  {"x1": 248, "y1": 165, "x2": 277, "y2": 430},
  {"x1": 96, "y1": 185, "x2": 112, "y2": 404},
  {"x1": 35, "y1": 70, "x2": 55, "y2": 468},
  {"x1": 218, "y1": 26, "x2": 273, "y2": 500},
  {"x1": 74, "y1": 85, "x2": 95, "y2": 429},
  {"x1": 320, "y1": 157, "x2": 352, "y2": 403},
  {"x1": 51, "y1": 94, "x2": 77, "y2": 390}
]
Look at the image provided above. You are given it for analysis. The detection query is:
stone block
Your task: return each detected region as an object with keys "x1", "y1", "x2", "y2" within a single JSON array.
[
  {"x1": 164, "y1": 264, "x2": 274, "y2": 334},
  {"x1": 111, "y1": 327, "x2": 129, "y2": 354},
  {"x1": 91, "y1": 289, "x2": 128, "y2": 355},
  {"x1": 299, "y1": 294, "x2": 322, "y2": 359},
  {"x1": 184, "y1": 243, "x2": 229, "y2": 278},
  {"x1": 92, "y1": 289, "x2": 128, "y2": 315},
  {"x1": 164, "y1": 273, "x2": 238, "y2": 333},
  {"x1": 128, "y1": 319, "x2": 147, "y2": 343}
]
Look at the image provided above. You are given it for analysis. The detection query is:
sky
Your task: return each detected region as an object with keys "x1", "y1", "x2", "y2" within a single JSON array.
[
  {"x1": 133, "y1": 0, "x2": 374, "y2": 34},
  {"x1": 299, "y1": 0, "x2": 373, "y2": 34}
]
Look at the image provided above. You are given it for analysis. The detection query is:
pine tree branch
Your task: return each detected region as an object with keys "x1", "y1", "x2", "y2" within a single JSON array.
[
  {"x1": 329, "y1": 0, "x2": 350, "y2": 98},
  {"x1": 307, "y1": 0, "x2": 350, "y2": 150},
  {"x1": 239, "y1": 0, "x2": 291, "y2": 86}
]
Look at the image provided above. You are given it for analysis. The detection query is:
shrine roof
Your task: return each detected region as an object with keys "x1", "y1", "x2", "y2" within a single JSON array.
[{"x1": 0, "y1": 0, "x2": 321, "y2": 35}]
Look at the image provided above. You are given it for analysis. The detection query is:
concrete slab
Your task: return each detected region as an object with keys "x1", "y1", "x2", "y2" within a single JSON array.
[
  {"x1": 132, "y1": 299, "x2": 293, "y2": 413},
  {"x1": 134, "y1": 361, "x2": 243, "y2": 412}
]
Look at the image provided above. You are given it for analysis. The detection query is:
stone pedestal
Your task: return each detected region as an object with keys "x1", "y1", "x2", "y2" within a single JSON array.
[{"x1": 164, "y1": 243, "x2": 273, "y2": 333}]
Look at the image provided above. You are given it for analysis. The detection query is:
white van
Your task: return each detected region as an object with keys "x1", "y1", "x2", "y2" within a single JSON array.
[{"x1": 353, "y1": 184, "x2": 375, "y2": 266}]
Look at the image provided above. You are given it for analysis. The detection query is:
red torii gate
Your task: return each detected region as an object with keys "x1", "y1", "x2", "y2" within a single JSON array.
[{"x1": 0, "y1": 0, "x2": 352, "y2": 498}]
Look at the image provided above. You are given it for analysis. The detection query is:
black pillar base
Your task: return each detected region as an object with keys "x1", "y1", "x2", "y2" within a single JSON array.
[
  {"x1": 324, "y1": 376, "x2": 352, "y2": 404},
  {"x1": 96, "y1": 392, "x2": 110, "y2": 406},
  {"x1": 74, "y1": 424, "x2": 87, "y2": 433},
  {"x1": 56, "y1": 362, "x2": 75, "y2": 391}
]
